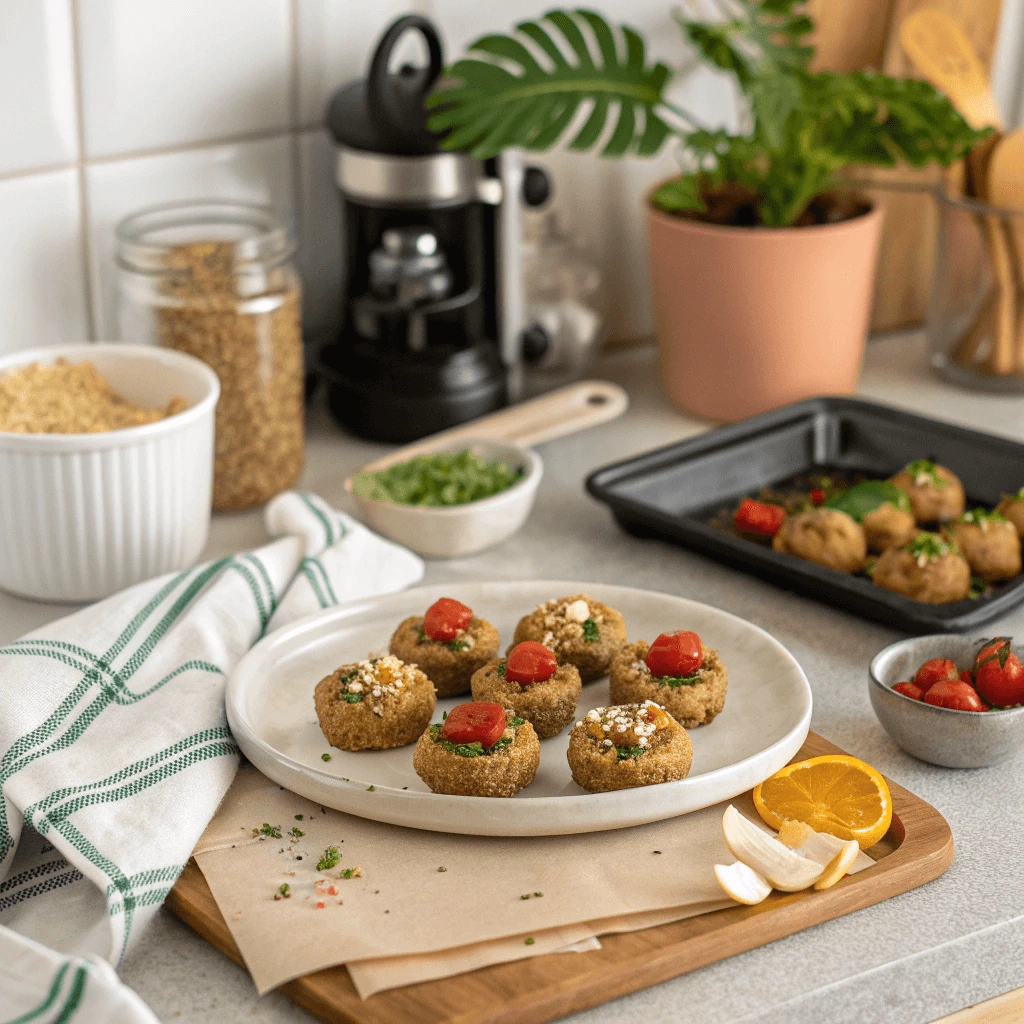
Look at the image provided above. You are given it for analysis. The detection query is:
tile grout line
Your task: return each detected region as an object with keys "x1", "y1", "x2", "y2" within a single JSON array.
[
  {"x1": 84, "y1": 125, "x2": 298, "y2": 167},
  {"x1": 68, "y1": 0, "x2": 98, "y2": 341},
  {"x1": 0, "y1": 161, "x2": 79, "y2": 185}
]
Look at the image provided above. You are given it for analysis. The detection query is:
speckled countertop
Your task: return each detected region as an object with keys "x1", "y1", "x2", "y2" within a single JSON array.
[{"x1": 4, "y1": 332, "x2": 1024, "y2": 1024}]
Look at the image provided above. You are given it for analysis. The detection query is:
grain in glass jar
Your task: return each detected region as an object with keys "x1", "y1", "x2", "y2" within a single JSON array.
[{"x1": 116, "y1": 201, "x2": 304, "y2": 511}]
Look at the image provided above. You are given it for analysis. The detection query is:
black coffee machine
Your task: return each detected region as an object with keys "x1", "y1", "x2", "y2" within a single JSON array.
[{"x1": 318, "y1": 14, "x2": 550, "y2": 443}]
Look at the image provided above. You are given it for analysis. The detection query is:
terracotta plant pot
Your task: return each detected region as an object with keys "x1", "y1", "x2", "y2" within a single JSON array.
[{"x1": 648, "y1": 200, "x2": 884, "y2": 423}]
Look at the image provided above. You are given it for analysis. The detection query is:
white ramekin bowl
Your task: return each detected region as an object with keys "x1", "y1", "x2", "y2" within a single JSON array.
[
  {"x1": 345, "y1": 438, "x2": 543, "y2": 559},
  {"x1": 0, "y1": 343, "x2": 220, "y2": 602}
]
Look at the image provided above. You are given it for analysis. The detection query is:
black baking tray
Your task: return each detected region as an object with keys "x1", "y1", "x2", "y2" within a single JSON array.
[{"x1": 586, "y1": 397, "x2": 1024, "y2": 634}]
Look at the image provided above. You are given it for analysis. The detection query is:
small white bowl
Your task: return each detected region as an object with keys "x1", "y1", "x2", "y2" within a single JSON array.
[
  {"x1": 346, "y1": 438, "x2": 543, "y2": 559},
  {"x1": 0, "y1": 343, "x2": 220, "y2": 602}
]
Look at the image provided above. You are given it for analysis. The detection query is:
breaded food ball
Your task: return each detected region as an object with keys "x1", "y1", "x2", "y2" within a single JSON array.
[
  {"x1": 772, "y1": 508, "x2": 867, "y2": 574},
  {"x1": 512, "y1": 594, "x2": 626, "y2": 682},
  {"x1": 609, "y1": 639, "x2": 726, "y2": 728},
  {"x1": 996, "y1": 491, "x2": 1024, "y2": 538},
  {"x1": 470, "y1": 646, "x2": 581, "y2": 739},
  {"x1": 389, "y1": 598, "x2": 500, "y2": 698},
  {"x1": 413, "y1": 704, "x2": 540, "y2": 797},
  {"x1": 314, "y1": 655, "x2": 435, "y2": 751},
  {"x1": 889, "y1": 460, "x2": 966, "y2": 524},
  {"x1": 567, "y1": 701, "x2": 692, "y2": 792},
  {"x1": 872, "y1": 532, "x2": 971, "y2": 604},
  {"x1": 947, "y1": 509, "x2": 1022, "y2": 583},
  {"x1": 862, "y1": 502, "x2": 918, "y2": 553}
]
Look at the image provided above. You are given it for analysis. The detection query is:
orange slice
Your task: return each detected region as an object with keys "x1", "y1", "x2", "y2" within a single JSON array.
[{"x1": 752, "y1": 755, "x2": 893, "y2": 850}]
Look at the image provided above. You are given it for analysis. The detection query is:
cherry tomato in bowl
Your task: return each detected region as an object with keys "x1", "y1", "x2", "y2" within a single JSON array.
[
  {"x1": 973, "y1": 638, "x2": 1024, "y2": 708},
  {"x1": 423, "y1": 598, "x2": 473, "y2": 641},
  {"x1": 914, "y1": 658, "x2": 959, "y2": 693}
]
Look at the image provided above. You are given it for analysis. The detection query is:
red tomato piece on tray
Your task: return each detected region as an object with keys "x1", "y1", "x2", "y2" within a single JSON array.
[
  {"x1": 973, "y1": 637, "x2": 1024, "y2": 708},
  {"x1": 506, "y1": 641, "x2": 558, "y2": 685},
  {"x1": 922, "y1": 679, "x2": 989, "y2": 712},
  {"x1": 646, "y1": 631, "x2": 703, "y2": 677},
  {"x1": 423, "y1": 598, "x2": 473, "y2": 641},
  {"x1": 810, "y1": 488, "x2": 826, "y2": 506},
  {"x1": 734, "y1": 498, "x2": 785, "y2": 537},
  {"x1": 893, "y1": 681, "x2": 925, "y2": 701},
  {"x1": 441, "y1": 702, "x2": 507, "y2": 747},
  {"x1": 913, "y1": 658, "x2": 959, "y2": 693}
]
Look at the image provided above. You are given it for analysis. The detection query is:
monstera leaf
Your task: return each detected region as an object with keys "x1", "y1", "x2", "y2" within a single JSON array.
[{"x1": 425, "y1": 9, "x2": 674, "y2": 160}]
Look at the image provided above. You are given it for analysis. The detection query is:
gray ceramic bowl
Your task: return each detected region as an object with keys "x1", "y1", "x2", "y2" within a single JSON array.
[{"x1": 869, "y1": 635, "x2": 1024, "y2": 768}]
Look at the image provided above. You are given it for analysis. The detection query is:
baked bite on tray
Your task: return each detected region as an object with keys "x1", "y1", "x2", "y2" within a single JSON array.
[
  {"x1": 872, "y1": 532, "x2": 971, "y2": 604},
  {"x1": 389, "y1": 597, "x2": 500, "y2": 698},
  {"x1": 771, "y1": 508, "x2": 867, "y2": 574},
  {"x1": 609, "y1": 630, "x2": 726, "y2": 728},
  {"x1": 471, "y1": 641, "x2": 582, "y2": 739},
  {"x1": 946, "y1": 509, "x2": 1022, "y2": 583},
  {"x1": 512, "y1": 594, "x2": 626, "y2": 682},
  {"x1": 314, "y1": 655, "x2": 435, "y2": 751},
  {"x1": 413, "y1": 702, "x2": 540, "y2": 797},
  {"x1": 889, "y1": 460, "x2": 966, "y2": 524},
  {"x1": 996, "y1": 488, "x2": 1024, "y2": 537},
  {"x1": 567, "y1": 701, "x2": 692, "y2": 792}
]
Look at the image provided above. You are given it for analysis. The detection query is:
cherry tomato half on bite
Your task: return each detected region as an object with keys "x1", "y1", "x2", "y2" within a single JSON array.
[
  {"x1": 893, "y1": 681, "x2": 926, "y2": 701},
  {"x1": 423, "y1": 598, "x2": 473, "y2": 641},
  {"x1": 441, "y1": 702, "x2": 507, "y2": 747},
  {"x1": 922, "y1": 679, "x2": 989, "y2": 713},
  {"x1": 973, "y1": 638, "x2": 1024, "y2": 708},
  {"x1": 914, "y1": 658, "x2": 960, "y2": 693},
  {"x1": 734, "y1": 498, "x2": 785, "y2": 538},
  {"x1": 505, "y1": 641, "x2": 558, "y2": 685},
  {"x1": 646, "y1": 631, "x2": 703, "y2": 678}
]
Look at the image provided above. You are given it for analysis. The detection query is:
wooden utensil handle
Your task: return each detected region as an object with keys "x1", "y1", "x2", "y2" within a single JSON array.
[{"x1": 357, "y1": 380, "x2": 629, "y2": 473}]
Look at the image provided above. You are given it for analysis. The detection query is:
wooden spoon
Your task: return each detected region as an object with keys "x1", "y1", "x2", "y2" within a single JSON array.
[
  {"x1": 988, "y1": 128, "x2": 1024, "y2": 372},
  {"x1": 900, "y1": 8, "x2": 1014, "y2": 374}
]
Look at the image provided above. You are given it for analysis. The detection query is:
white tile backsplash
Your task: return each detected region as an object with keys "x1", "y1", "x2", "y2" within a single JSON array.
[
  {"x1": 76, "y1": 0, "x2": 292, "y2": 157},
  {"x1": 86, "y1": 136, "x2": 295, "y2": 339},
  {"x1": 0, "y1": 169, "x2": 89, "y2": 353},
  {"x1": 0, "y1": 0, "x2": 78, "y2": 175},
  {"x1": 0, "y1": 0, "x2": 1020, "y2": 357}
]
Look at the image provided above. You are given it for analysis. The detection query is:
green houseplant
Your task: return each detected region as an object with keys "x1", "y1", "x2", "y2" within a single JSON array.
[{"x1": 425, "y1": 2, "x2": 987, "y2": 420}]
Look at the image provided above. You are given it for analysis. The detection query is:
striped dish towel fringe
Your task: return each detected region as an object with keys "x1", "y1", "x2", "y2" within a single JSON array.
[{"x1": 0, "y1": 492, "x2": 423, "y2": 1022}]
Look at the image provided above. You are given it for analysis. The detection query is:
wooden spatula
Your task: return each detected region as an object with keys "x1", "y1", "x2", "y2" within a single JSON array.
[
  {"x1": 988, "y1": 129, "x2": 1024, "y2": 372},
  {"x1": 900, "y1": 8, "x2": 1014, "y2": 374}
]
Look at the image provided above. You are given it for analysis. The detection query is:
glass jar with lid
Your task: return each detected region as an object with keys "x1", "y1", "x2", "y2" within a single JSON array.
[{"x1": 116, "y1": 201, "x2": 304, "y2": 511}]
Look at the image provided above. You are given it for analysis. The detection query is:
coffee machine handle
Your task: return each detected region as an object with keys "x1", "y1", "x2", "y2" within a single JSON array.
[{"x1": 367, "y1": 15, "x2": 445, "y2": 136}]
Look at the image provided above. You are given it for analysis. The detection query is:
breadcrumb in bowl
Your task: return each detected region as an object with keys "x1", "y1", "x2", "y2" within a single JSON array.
[
  {"x1": 567, "y1": 702, "x2": 693, "y2": 793},
  {"x1": 389, "y1": 615, "x2": 500, "y2": 698},
  {"x1": 512, "y1": 594, "x2": 626, "y2": 682},
  {"x1": 609, "y1": 641, "x2": 727, "y2": 728},
  {"x1": 470, "y1": 659, "x2": 582, "y2": 739},
  {"x1": 314, "y1": 655, "x2": 435, "y2": 751},
  {"x1": 413, "y1": 714, "x2": 540, "y2": 797}
]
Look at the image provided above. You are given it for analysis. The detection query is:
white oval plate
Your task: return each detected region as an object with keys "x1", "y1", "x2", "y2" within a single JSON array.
[{"x1": 226, "y1": 581, "x2": 812, "y2": 836}]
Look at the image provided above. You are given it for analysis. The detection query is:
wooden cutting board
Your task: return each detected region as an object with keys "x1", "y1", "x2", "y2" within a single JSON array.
[{"x1": 166, "y1": 732, "x2": 954, "y2": 1024}]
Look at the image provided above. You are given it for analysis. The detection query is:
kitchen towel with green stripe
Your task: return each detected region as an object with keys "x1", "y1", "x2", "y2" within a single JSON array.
[{"x1": 0, "y1": 491, "x2": 423, "y2": 1022}]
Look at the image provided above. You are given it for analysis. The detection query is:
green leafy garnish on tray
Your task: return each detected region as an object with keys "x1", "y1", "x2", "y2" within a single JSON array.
[
  {"x1": 616, "y1": 745, "x2": 647, "y2": 761},
  {"x1": 657, "y1": 674, "x2": 701, "y2": 687},
  {"x1": 906, "y1": 532, "x2": 957, "y2": 561},
  {"x1": 825, "y1": 480, "x2": 910, "y2": 522},
  {"x1": 317, "y1": 846, "x2": 341, "y2": 871},
  {"x1": 351, "y1": 449, "x2": 524, "y2": 507},
  {"x1": 905, "y1": 459, "x2": 948, "y2": 488},
  {"x1": 253, "y1": 822, "x2": 281, "y2": 839},
  {"x1": 959, "y1": 508, "x2": 1008, "y2": 526},
  {"x1": 582, "y1": 618, "x2": 600, "y2": 642}
]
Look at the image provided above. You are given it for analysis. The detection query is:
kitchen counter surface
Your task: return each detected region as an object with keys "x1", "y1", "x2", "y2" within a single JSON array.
[{"x1": 4, "y1": 332, "x2": 1024, "y2": 1024}]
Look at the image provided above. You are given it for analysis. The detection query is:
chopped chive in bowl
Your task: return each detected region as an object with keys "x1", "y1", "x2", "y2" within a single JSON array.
[{"x1": 351, "y1": 449, "x2": 524, "y2": 507}]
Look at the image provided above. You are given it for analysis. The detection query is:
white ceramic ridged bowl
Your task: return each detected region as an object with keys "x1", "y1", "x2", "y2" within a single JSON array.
[{"x1": 0, "y1": 343, "x2": 220, "y2": 602}]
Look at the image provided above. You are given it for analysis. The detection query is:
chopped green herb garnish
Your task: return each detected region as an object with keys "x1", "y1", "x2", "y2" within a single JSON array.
[
  {"x1": 616, "y1": 746, "x2": 647, "y2": 761},
  {"x1": 321, "y1": 753, "x2": 332, "y2": 762},
  {"x1": 278, "y1": 883, "x2": 291, "y2": 898},
  {"x1": 496, "y1": 660, "x2": 507, "y2": 678},
  {"x1": 969, "y1": 577, "x2": 988, "y2": 599},
  {"x1": 582, "y1": 618, "x2": 600, "y2": 642},
  {"x1": 905, "y1": 459, "x2": 948, "y2": 488},
  {"x1": 824, "y1": 480, "x2": 911, "y2": 521},
  {"x1": 294, "y1": 815, "x2": 304, "y2": 821},
  {"x1": 317, "y1": 846, "x2": 341, "y2": 871},
  {"x1": 520, "y1": 893, "x2": 531, "y2": 900},
  {"x1": 429, "y1": 722, "x2": 513, "y2": 757},
  {"x1": 510, "y1": 715, "x2": 526, "y2": 727},
  {"x1": 524, "y1": 937, "x2": 535, "y2": 946},
  {"x1": 656, "y1": 674, "x2": 701, "y2": 687},
  {"x1": 520, "y1": 891, "x2": 544, "y2": 899},
  {"x1": 906, "y1": 531, "x2": 956, "y2": 561},
  {"x1": 438, "y1": 866, "x2": 447, "y2": 872},
  {"x1": 367, "y1": 785, "x2": 376, "y2": 792},
  {"x1": 253, "y1": 822, "x2": 282, "y2": 839},
  {"x1": 351, "y1": 449, "x2": 524, "y2": 507},
  {"x1": 959, "y1": 508, "x2": 1008, "y2": 526},
  {"x1": 289, "y1": 827, "x2": 305, "y2": 838},
  {"x1": 534, "y1": 891, "x2": 543, "y2": 897},
  {"x1": 864, "y1": 556, "x2": 878, "y2": 578},
  {"x1": 337, "y1": 691, "x2": 364, "y2": 703},
  {"x1": 448, "y1": 637, "x2": 471, "y2": 651}
]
